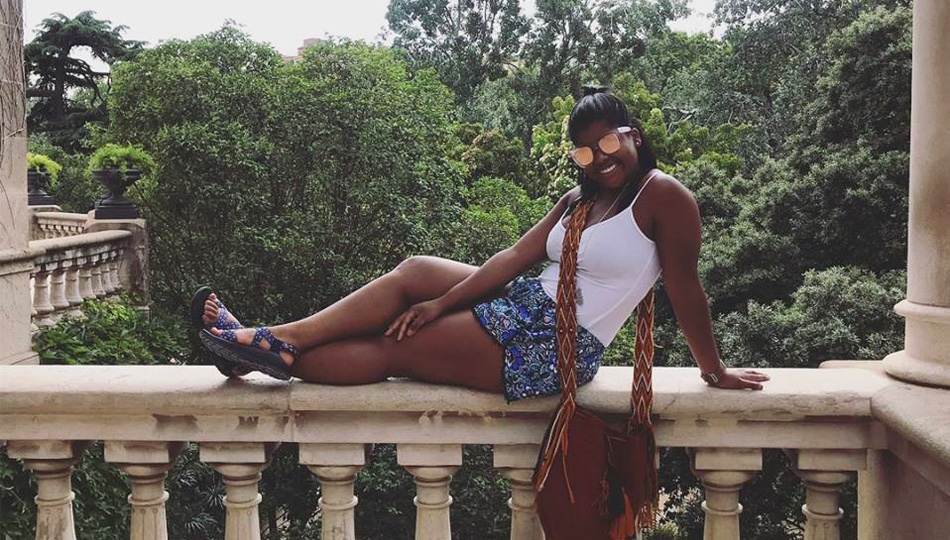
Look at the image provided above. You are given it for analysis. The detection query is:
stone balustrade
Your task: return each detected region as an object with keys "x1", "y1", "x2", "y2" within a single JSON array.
[
  {"x1": 4, "y1": 364, "x2": 945, "y2": 540},
  {"x1": 31, "y1": 211, "x2": 89, "y2": 240},
  {"x1": 27, "y1": 230, "x2": 133, "y2": 330}
]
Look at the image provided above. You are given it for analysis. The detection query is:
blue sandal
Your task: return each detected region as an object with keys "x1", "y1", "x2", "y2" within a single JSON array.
[
  {"x1": 190, "y1": 287, "x2": 247, "y2": 377},
  {"x1": 199, "y1": 327, "x2": 297, "y2": 381}
]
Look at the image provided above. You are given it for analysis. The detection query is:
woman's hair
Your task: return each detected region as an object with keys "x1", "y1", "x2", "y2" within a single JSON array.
[{"x1": 567, "y1": 84, "x2": 658, "y2": 200}]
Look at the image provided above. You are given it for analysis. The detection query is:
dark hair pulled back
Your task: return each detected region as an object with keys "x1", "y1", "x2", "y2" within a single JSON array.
[{"x1": 567, "y1": 84, "x2": 658, "y2": 201}]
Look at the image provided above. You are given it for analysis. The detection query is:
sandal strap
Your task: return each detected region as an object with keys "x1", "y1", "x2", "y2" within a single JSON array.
[
  {"x1": 258, "y1": 328, "x2": 299, "y2": 360},
  {"x1": 213, "y1": 300, "x2": 243, "y2": 331}
]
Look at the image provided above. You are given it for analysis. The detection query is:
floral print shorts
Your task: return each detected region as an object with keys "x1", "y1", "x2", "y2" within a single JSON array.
[{"x1": 472, "y1": 277, "x2": 605, "y2": 402}]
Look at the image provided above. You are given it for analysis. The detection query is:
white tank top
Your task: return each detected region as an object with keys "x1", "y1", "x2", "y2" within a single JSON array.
[{"x1": 538, "y1": 173, "x2": 661, "y2": 346}]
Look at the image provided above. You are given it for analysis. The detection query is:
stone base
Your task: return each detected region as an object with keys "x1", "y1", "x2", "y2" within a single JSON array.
[
  {"x1": 0, "y1": 350, "x2": 39, "y2": 365},
  {"x1": 884, "y1": 300, "x2": 950, "y2": 388},
  {"x1": 94, "y1": 203, "x2": 140, "y2": 220}
]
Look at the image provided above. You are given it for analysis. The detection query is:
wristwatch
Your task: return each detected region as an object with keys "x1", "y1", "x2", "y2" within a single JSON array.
[{"x1": 700, "y1": 361, "x2": 727, "y2": 386}]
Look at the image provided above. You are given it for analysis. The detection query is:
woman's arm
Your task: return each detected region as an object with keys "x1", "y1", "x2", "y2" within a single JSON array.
[
  {"x1": 387, "y1": 187, "x2": 579, "y2": 340},
  {"x1": 653, "y1": 177, "x2": 769, "y2": 390}
]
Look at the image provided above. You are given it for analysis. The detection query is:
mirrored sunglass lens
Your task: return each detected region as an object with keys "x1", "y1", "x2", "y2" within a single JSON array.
[
  {"x1": 571, "y1": 148, "x2": 593, "y2": 166},
  {"x1": 599, "y1": 133, "x2": 621, "y2": 154}
]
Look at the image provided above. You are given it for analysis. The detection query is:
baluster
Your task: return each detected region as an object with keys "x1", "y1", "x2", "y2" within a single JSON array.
[
  {"x1": 300, "y1": 443, "x2": 368, "y2": 540},
  {"x1": 786, "y1": 449, "x2": 865, "y2": 540},
  {"x1": 64, "y1": 259, "x2": 84, "y2": 317},
  {"x1": 7, "y1": 440, "x2": 86, "y2": 540},
  {"x1": 105, "y1": 441, "x2": 183, "y2": 540},
  {"x1": 90, "y1": 255, "x2": 106, "y2": 299},
  {"x1": 79, "y1": 258, "x2": 96, "y2": 300},
  {"x1": 494, "y1": 444, "x2": 544, "y2": 540},
  {"x1": 110, "y1": 249, "x2": 123, "y2": 293},
  {"x1": 49, "y1": 262, "x2": 69, "y2": 322},
  {"x1": 398, "y1": 444, "x2": 462, "y2": 540},
  {"x1": 31, "y1": 273, "x2": 39, "y2": 334},
  {"x1": 34, "y1": 264, "x2": 55, "y2": 327},
  {"x1": 101, "y1": 250, "x2": 116, "y2": 295},
  {"x1": 200, "y1": 442, "x2": 278, "y2": 540},
  {"x1": 689, "y1": 448, "x2": 762, "y2": 540}
]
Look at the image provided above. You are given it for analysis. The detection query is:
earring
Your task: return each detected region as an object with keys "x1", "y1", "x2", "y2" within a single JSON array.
[{"x1": 635, "y1": 140, "x2": 641, "y2": 147}]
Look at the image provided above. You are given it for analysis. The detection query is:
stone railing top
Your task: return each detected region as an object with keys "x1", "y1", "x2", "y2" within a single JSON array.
[
  {"x1": 32, "y1": 211, "x2": 87, "y2": 223},
  {"x1": 29, "y1": 230, "x2": 132, "y2": 253},
  {"x1": 0, "y1": 365, "x2": 891, "y2": 419}
]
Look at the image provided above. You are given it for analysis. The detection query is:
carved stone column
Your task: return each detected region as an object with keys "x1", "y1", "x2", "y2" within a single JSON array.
[
  {"x1": 33, "y1": 265, "x2": 54, "y2": 327},
  {"x1": 200, "y1": 442, "x2": 277, "y2": 540},
  {"x1": 49, "y1": 262, "x2": 69, "y2": 322},
  {"x1": 883, "y1": 0, "x2": 950, "y2": 387},
  {"x1": 6, "y1": 440, "x2": 86, "y2": 540},
  {"x1": 90, "y1": 255, "x2": 106, "y2": 298},
  {"x1": 63, "y1": 259, "x2": 83, "y2": 317},
  {"x1": 105, "y1": 441, "x2": 184, "y2": 540},
  {"x1": 786, "y1": 449, "x2": 865, "y2": 540},
  {"x1": 494, "y1": 444, "x2": 544, "y2": 540},
  {"x1": 689, "y1": 448, "x2": 762, "y2": 540},
  {"x1": 79, "y1": 259, "x2": 95, "y2": 300},
  {"x1": 299, "y1": 443, "x2": 368, "y2": 540},
  {"x1": 397, "y1": 444, "x2": 462, "y2": 540}
]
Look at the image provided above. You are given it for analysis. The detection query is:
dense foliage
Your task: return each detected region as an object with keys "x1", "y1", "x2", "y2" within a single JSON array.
[{"x1": 15, "y1": 1, "x2": 915, "y2": 539}]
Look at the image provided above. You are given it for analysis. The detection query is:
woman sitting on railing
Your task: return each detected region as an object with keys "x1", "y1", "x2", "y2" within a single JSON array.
[{"x1": 196, "y1": 86, "x2": 769, "y2": 398}]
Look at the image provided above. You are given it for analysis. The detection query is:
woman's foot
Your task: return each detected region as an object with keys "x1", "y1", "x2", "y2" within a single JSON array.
[
  {"x1": 209, "y1": 326, "x2": 297, "y2": 367},
  {"x1": 203, "y1": 293, "x2": 244, "y2": 330}
]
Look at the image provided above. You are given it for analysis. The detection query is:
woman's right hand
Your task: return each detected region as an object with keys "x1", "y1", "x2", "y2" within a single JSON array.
[{"x1": 385, "y1": 299, "x2": 445, "y2": 341}]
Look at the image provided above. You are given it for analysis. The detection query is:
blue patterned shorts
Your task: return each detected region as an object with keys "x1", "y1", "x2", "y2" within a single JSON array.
[{"x1": 472, "y1": 277, "x2": 605, "y2": 402}]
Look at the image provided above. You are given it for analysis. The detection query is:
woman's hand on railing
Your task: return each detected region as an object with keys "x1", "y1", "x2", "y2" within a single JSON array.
[
  {"x1": 713, "y1": 369, "x2": 771, "y2": 391},
  {"x1": 386, "y1": 299, "x2": 446, "y2": 341}
]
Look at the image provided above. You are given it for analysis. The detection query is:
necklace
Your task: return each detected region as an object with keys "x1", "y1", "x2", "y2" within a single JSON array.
[{"x1": 593, "y1": 180, "x2": 634, "y2": 226}]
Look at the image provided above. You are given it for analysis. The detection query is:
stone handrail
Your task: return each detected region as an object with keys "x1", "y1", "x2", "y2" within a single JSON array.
[
  {"x1": 31, "y1": 211, "x2": 89, "y2": 240},
  {"x1": 28, "y1": 230, "x2": 133, "y2": 329},
  {"x1": 5, "y1": 365, "x2": 943, "y2": 540}
]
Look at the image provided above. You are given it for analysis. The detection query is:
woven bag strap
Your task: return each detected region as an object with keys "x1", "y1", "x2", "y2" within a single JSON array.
[
  {"x1": 629, "y1": 290, "x2": 655, "y2": 429},
  {"x1": 553, "y1": 197, "x2": 594, "y2": 402},
  {"x1": 533, "y1": 196, "x2": 593, "y2": 493}
]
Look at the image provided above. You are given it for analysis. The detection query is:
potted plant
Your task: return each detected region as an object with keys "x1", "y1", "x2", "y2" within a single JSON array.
[
  {"x1": 26, "y1": 152, "x2": 62, "y2": 206},
  {"x1": 87, "y1": 144, "x2": 155, "y2": 219}
]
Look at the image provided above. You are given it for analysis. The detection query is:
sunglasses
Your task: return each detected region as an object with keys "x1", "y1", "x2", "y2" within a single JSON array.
[{"x1": 569, "y1": 126, "x2": 632, "y2": 167}]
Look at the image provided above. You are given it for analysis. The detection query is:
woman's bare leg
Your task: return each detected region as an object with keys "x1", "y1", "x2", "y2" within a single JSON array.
[
  {"x1": 205, "y1": 256, "x2": 505, "y2": 364},
  {"x1": 290, "y1": 309, "x2": 505, "y2": 393}
]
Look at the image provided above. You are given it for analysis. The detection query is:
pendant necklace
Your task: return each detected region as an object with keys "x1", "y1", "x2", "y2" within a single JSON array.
[{"x1": 576, "y1": 179, "x2": 635, "y2": 306}]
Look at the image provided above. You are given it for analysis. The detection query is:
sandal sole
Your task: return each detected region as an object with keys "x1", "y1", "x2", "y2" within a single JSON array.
[{"x1": 199, "y1": 330, "x2": 292, "y2": 381}]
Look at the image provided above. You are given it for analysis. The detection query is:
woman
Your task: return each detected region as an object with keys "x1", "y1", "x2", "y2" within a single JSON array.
[{"x1": 198, "y1": 86, "x2": 769, "y2": 397}]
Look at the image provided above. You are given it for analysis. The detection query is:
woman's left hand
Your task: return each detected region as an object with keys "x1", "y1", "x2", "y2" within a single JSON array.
[
  {"x1": 713, "y1": 369, "x2": 771, "y2": 390},
  {"x1": 385, "y1": 299, "x2": 445, "y2": 341}
]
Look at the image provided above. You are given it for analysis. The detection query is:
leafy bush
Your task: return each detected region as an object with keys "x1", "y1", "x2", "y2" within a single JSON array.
[
  {"x1": 28, "y1": 134, "x2": 103, "y2": 213},
  {"x1": 87, "y1": 143, "x2": 155, "y2": 174},
  {"x1": 26, "y1": 152, "x2": 63, "y2": 183},
  {"x1": 33, "y1": 299, "x2": 190, "y2": 366}
]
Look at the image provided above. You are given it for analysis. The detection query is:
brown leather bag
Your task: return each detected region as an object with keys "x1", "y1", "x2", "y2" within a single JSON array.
[{"x1": 533, "y1": 197, "x2": 659, "y2": 540}]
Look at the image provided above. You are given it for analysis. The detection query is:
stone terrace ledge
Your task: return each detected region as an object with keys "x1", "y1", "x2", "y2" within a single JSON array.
[{"x1": 6, "y1": 365, "x2": 948, "y2": 540}]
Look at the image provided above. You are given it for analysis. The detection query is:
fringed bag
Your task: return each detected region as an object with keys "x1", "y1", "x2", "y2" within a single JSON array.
[{"x1": 533, "y1": 197, "x2": 659, "y2": 540}]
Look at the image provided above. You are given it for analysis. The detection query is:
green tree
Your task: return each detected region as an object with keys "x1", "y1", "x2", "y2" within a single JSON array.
[
  {"x1": 386, "y1": 0, "x2": 528, "y2": 100},
  {"x1": 25, "y1": 11, "x2": 142, "y2": 150}
]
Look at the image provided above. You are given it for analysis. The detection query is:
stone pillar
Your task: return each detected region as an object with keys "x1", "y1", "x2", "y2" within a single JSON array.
[
  {"x1": 397, "y1": 444, "x2": 462, "y2": 540},
  {"x1": 786, "y1": 449, "x2": 865, "y2": 540},
  {"x1": 200, "y1": 442, "x2": 277, "y2": 540},
  {"x1": 299, "y1": 443, "x2": 368, "y2": 540},
  {"x1": 689, "y1": 448, "x2": 762, "y2": 540},
  {"x1": 494, "y1": 444, "x2": 544, "y2": 540},
  {"x1": 64, "y1": 260, "x2": 83, "y2": 317},
  {"x1": 0, "y1": 0, "x2": 37, "y2": 365},
  {"x1": 883, "y1": 0, "x2": 950, "y2": 387},
  {"x1": 33, "y1": 265, "x2": 54, "y2": 327},
  {"x1": 105, "y1": 441, "x2": 183, "y2": 540},
  {"x1": 6, "y1": 440, "x2": 86, "y2": 540},
  {"x1": 49, "y1": 262, "x2": 69, "y2": 321}
]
